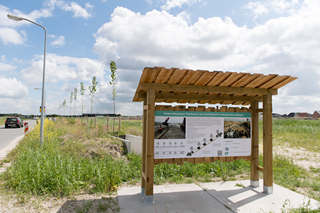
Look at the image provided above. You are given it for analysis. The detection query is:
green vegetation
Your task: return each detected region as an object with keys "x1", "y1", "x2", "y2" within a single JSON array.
[
  {"x1": 259, "y1": 119, "x2": 320, "y2": 152},
  {"x1": 0, "y1": 117, "x2": 5, "y2": 125},
  {"x1": 1, "y1": 118, "x2": 249, "y2": 197},
  {"x1": 0, "y1": 117, "x2": 319, "y2": 205},
  {"x1": 270, "y1": 155, "x2": 320, "y2": 201}
]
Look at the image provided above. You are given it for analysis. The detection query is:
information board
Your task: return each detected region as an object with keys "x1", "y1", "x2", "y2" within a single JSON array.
[{"x1": 154, "y1": 111, "x2": 251, "y2": 159}]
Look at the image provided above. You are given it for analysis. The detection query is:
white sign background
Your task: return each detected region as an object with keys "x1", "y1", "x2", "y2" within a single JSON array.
[{"x1": 154, "y1": 111, "x2": 251, "y2": 159}]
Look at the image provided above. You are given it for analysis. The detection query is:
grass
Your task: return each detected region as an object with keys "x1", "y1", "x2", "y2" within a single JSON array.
[
  {"x1": 1, "y1": 117, "x2": 319, "y2": 205},
  {"x1": 259, "y1": 119, "x2": 320, "y2": 152},
  {"x1": 0, "y1": 117, "x2": 6, "y2": 125},
  {"x1": 0, "y1": 118, "x2": 250, "y2": 197}
]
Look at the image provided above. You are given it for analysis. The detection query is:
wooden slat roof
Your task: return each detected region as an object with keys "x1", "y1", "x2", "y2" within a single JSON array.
[{"x1": 133, "y1": 67, "x2": 297, "y2": 105}]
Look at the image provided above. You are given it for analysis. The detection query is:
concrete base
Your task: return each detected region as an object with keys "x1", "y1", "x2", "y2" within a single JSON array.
[
  {"x1": 117, "y1": 180, "x2": 320, "y2": 213},
  {"x1": 263, "y1": 186, "x2": 273, "y2": 194},
  {"x1": 142, "y1": 195, "x2": 154, "y2": 204},
  {"x1": 140, "y1": 187, "x2": 144, "y2": 196},
  {"x1": 250, "y1": 180, "x2": 259, "y2": 188}
]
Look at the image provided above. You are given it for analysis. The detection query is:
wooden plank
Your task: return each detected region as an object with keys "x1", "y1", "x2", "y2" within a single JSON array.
[
  {"x1": 133, "y1": 67, "x2": 161, "y2": 101},
  {"x1": 153, "y1": 92, "x2": 262, "y2": 103},
  {"x1": 263, "y1": 94, "x2": 273, "y2": 189},
  {"x1": 145, "y1": 88, "x2": 155, "y2": 196},
  {"x1": 246, "y1": 75, "x2": 277, "y2": 88},
  {"x1": 207, "y1": 72, "x2": 228, "y2": 86},
  {"x1": 259, "y1": 76, "x2": 290, "y2": 89},
  {"x1": 141, "y1": 98, "x2": 147, "y2": 190},
  {"x1": 250, "y1": 101, "x2": 259, "y2": 184},
  {"x1": 219, "y1": 73, "x2": 246, "y2": 87},
  {"x1": 139, "y1": 83, "x2": 278, "y2": 96},
  {"x1": 155, "y1": 67, "x2": 174, "y2": 84},
  {"x1": 231, "y1": 73, "x2": 261, "y2": 87},
  {"x1": 195, "y1": 71, "x2": 216, "y2": 86},
  {"x1": 272, "y1": 76, "x2": 297, "y2": 89},
  {"x1": 179, "y1": 70, "x2": 204, "y2": 85},
  {"x1": 145, "y1": 67, "x2": 161, "y2": 83},
  {"x1": 257, "y1": 166, "x2": 264, "y2": 172},
  {"x1": 167, "y1": 68, "x2": 188, "y2": 85}
]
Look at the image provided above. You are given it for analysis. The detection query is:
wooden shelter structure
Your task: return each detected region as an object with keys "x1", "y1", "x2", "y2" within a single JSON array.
[{"x1": 133, "y1": 67, "x2": 297, "y2": 196}]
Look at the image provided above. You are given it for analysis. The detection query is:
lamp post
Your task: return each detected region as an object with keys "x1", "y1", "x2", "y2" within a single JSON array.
[{"x1": 8, "y1": 14, "x2": 47, "y2": 145}]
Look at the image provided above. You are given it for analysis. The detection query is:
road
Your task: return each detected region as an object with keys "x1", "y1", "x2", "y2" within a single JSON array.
[{"x1": 0, "y1": 120, "x2": 36, "y2": 150}]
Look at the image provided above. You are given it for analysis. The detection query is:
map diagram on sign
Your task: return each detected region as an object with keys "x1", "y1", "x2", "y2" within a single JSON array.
[{"x1": 154, "y1": 111, "x2": 251, "y2": 159}]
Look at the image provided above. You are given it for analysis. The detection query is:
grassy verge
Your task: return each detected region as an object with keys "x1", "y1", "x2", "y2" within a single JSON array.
[
  {"x1": 1, "y1": 117, "x2": 319, "y2": 204},
  {"x1": 0, "y1": 118, "x2": 250, "y2": 197},
  {"x1": 259, "y1": 119, "x2": 320, "y2": 152},
  {"x1": 0, "y1": 117, "x2": 6, "y2": 125}
]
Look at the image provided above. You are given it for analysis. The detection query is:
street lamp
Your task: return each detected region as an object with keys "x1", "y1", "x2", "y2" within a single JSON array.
[{"x1": 8, "y1": 14, "x2": 47, "y2": 145}]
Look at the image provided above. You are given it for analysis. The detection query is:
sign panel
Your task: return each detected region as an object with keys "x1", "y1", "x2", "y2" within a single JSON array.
[{"x1": 154, "y1": 111, "x2": 251, "y2": 159}]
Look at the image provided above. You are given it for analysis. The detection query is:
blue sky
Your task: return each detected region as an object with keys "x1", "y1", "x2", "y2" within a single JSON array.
[{"x1": 0, "y1": 0, "x2": 319, "y2": 115}]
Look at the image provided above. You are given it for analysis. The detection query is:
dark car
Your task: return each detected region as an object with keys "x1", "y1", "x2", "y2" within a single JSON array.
[{"x1": 5, "y1": 117, "x2": 24, "y2": 128}]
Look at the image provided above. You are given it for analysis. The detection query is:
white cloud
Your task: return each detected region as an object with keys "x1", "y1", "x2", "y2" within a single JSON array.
[
  {"x1": 0, "y1": 1, "x2": 92, "y2": 46},
  {"x1": 50, "y1": 35, "x2": 65, "y2": 47},
  {"x1": 0, "y1": 62, "x2": 16, "y2": 72},
  {"x1": 246, "y1": 2, "x2": 269, "y2": 18},
  {"x1": 21, "y1": 53, "x2": 104, "y2": 85},
  {"x1": 0, "y1": 4, "x2": 52, "y2": 45},
  {"x1": 245, "y1": 0, "x2": 302, "y2": 18},
  {"x1": 61, "y1": 2, "x2": 92, "y2": 19},
  {"x1": 0, "y1": 77, "x2": 28, "y2": 98},
  {"x1": 0, "y1": 27, "x2": 24, "y2": 45},
  {"x1": 161, "y1": 0, "x2": 201, "y2": 11},
  {"x1": 85, "y1": 3, "x2": 94, "y2": 9},
  {"x1": 93, "y1": 2, "x2": 320, "y2": 114}
]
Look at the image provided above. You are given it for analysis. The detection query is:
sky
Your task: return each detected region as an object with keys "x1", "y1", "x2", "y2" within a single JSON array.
[{"x1": 0, "y1": 0, "x2": 319, "y2": 115}]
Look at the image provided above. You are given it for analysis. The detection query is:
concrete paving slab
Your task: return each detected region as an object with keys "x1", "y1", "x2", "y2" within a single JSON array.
[
  {"x1": 199, "y1": 180, "x2": 320, "y2": 213},
  {"x1": 117, "y1": 181, "x2": 319, "y2": 213},
  {"x1": 117, "y1": 184, "x2": 233, "y2": 213}
]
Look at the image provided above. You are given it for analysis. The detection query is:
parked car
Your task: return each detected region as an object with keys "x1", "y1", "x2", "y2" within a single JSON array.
[{"x1": 5, "y1": 117, "x2": 24, "y2": 128}]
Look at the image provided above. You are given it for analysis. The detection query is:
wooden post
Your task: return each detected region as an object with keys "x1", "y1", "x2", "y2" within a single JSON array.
[
  {"x1": 145, "y1": 88, "x2": 155, "y2": 196},
  {"x1": 118, "y1": 116, "x2": 121, "y2": 136},
  {"x1": 112, "y1": 117, "x2": 115, "y2": 134},
  {"x1": 263, "y1": 94, "x2": 273, "y2": 194},
  {"x1": 141, "y1": 98, "x2": 147, "y2": 194},
  {"x1": 106, "y1": 117, "x2": 109, "y2": 132},
  {"x1": 250, "y1": 101, "x2": 259, "y2": 187}
]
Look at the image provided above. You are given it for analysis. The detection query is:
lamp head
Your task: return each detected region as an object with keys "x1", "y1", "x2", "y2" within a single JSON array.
[{"x1": 7, "y1": 14, "x2": 23, "y2": 21}]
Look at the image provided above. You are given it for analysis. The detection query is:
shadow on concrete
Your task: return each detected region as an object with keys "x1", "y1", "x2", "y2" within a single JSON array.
[
  {"x1": 57, "y1": 197, "x2": 120, "y2": 213},
  {"x1": 204, "y1": 186, "x2": 267, "y2": 211},
  {"x1": 56, "y1": 186, "x2": 267, "y2": 213}
]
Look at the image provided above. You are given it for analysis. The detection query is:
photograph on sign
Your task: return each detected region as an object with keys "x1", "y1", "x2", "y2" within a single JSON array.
[
  {"x1": 154, "y1": 111, "x2": 251, "y2": 159},
  {"x1": 224, "y1": 118, "x2": 251, "y2": 139},
  {"x1": 155, "y1": 116, "x2": 186, "y2": 139}
]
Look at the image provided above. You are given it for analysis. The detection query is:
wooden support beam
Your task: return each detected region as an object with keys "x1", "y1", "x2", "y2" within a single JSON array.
[
  {"x1": 141, "y1": 98, "x2": 147, "y2": 192},
  {"x1": 263, "y1": 94, "x2": 273, "y2": 194},
  {"x1": 153, "y1": 92, "x2": 262, "y2": 103},
  {"x1": 257, "y1": 166, "x2": 264, "y2": 172},
  {"x1": 139, "y1": 82, "x2": 278, "y2": 96},
  {"x1": 145, "y1": 88, "x2": 155, "y2": 196},
  {"x1": 250, "y1": 101, "x2": 259, "y2": 187}
]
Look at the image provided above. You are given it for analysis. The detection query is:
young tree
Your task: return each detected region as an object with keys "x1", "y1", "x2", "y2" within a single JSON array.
[
  {"x1": 109, "y1": 61, "x2": 118, "y2": 133},
  {"x1": 109, "y1": 61, "x2": 118, "y2": 115},
  {"x1": 62, "y1": 99, "x2": 67, "y2": 115},
  {"x1": 88, "y1": 76, "x2": 98, "y2": 114},
  {"x1": 74, "y1": 88, "x2": 78, "y2": 114},
  {"x1": 80, "y1": 82, "x2": 85, "y2": 114},
  {"x1": 70, "y1": 91, "x2": 73, "y2": 115}
]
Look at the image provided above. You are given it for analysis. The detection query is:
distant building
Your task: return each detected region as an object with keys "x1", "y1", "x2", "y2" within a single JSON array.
[
  {"x1": 288, "y1": 112, "x2": 312, "y2": 119},
  {"x1": 313, "y1": 111, "x2": 320, "y2": 119}
]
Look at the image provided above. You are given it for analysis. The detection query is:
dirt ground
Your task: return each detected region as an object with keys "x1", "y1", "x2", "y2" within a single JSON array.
[
  {"x1": 259, "y1": 144, "x2": 320, "y2": 170},
  {"x1": 0, "y1": 190, "x2": 120, "y2": 213}
]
